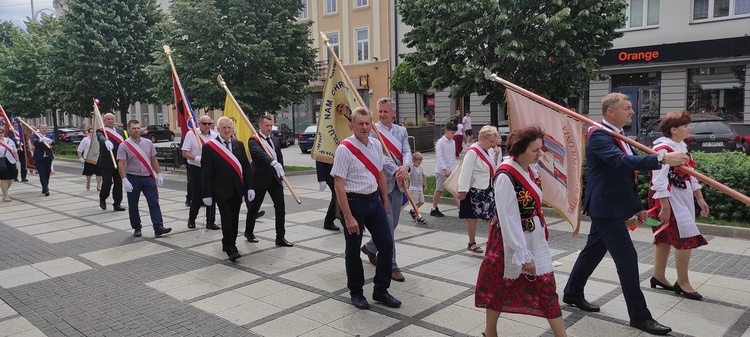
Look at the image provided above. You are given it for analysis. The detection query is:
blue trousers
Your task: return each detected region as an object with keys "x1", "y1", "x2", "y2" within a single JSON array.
[
  {"x1": 36, "y1": 157, "x2": 52, "y2": 192},
  {"x1": 126, "y1": 174, "x2": 164, "y2": 231},
  {"x1": 343, "y1": 194, "x2": 393, "y2": 296},
  {"x1": 564, "y1": 217, "x2": 652, "y2": 321}
]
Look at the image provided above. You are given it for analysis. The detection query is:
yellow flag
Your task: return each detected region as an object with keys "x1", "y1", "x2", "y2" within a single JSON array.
[
  {"x1": 311, "y1": 58, "x2": 359, "y2": 164},
  {"x1": 223, "y1": 94, "x2": 254, "y2": 159}
]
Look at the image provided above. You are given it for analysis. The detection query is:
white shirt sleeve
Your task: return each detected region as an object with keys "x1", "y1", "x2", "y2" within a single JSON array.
[
  {"x1": 650, "y1": 148, "x2": 671, "y2": 199},
  {"x1": 457, "y1": 150, "x2": 478, "y2": 192},
  {"x1": 330, "y1": 145, "x2": 350, "y2": 179},
  {"x1": 495, "y1": 173, "x2": 534, "y2": 265},
  {"x1": 435, "y1": 139, "x2": 445, "y2": 172}
]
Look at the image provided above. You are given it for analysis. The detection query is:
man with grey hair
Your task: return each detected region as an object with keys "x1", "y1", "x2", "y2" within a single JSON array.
[{"x1": 98, "y1": 113, "x2": 127, "y2": 211}]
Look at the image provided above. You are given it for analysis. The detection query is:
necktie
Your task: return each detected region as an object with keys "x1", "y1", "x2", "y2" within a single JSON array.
[
  {"x1": 265, "y1": 136, "x2": 274, "y2": 150},
  {"x1": 224, "y1": 140, "x2": 232, "y2": 152}
]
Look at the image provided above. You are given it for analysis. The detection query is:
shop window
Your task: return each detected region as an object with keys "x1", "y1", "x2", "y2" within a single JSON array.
[
  {"x1": 622, "y1": 0, "x2": 660, "y2": 29},
  {"x1": 687, "y1": 66, "x2": 746, "y2": 122},
  {"x1": 693, "y1": 0, "x2": 750, "y2": 20}
]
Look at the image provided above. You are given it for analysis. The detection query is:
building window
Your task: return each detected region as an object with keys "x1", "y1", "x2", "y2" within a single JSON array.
[
  {"x1": 693, "y1": 0, "x2": 750, "y2": 20},
  {"x1": 299, "y1": 0, "x2": 308, "y2": 19},
  {"x1": 355, "y1": 0, "x2": 369, "y2": 8},
  {"x1": 326, "y1": 32, "x2": 339, "y2": 60},
  {"x1": 355, "y1": 28, "x2": 369, "y2": 62},
  {"x1": 622, "y1": 0, "x2": 660, "y2": 29},
  {"x1": 687, "y1": 66, "x2": 746, "y2": 122},
  {"x1": 325, "y1": 0, "x2": 337, "y2": 14}
]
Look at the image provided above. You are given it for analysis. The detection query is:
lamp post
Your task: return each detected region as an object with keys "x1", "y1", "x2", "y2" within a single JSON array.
[{"x1": 30, "y1": 0, "x2": 56, "y2": 22}]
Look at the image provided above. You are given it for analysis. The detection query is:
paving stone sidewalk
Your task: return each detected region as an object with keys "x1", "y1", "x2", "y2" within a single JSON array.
[{"x1": 0, "y1": 160, "x2": 748, "y2": 337}]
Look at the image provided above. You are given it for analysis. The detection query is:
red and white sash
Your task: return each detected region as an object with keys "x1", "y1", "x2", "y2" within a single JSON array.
[
  {"x1": 342, "y1": 139, "x2": 380, "y2": 185},
  {"x1": 207, "y1": 139, "x2": 243, "y2": 183},
  {"x1": 468, "y1": 145, "x2": 494, "y2": 177},
  {"x1": 0, "y1": 139, "x2": 13, "y2": 153},
  {"x1": 498, "y1": 162, "x2": 548, "y2": 240},
  {"x1": 375, "y1": 124, "x2": 403, "y2": 163},
  {"x1": 123, "y1": 139, "x2": 156, "y2": 178},
  {"x1": 104, "y1": 127, "x2": 125, "y2": 144}
]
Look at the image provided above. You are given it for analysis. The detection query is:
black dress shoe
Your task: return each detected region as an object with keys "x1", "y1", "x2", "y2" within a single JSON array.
[
  {"x1": 21, "y1": 179, "x2": 28, "y2": 182},
  {"x1": 100, "y1": 200, "x2": 107, "y2": 210},
  {"x1": 562, "y1": 295, "x2": 600, "y2": 312},
  {"x1": 43, "y1": 191, "x2": 50, "y2": 196},
  {"x1": 351, "y1": 294, "x2": 369, "y2": 309},
  {"x1": 245, "y1": 234, "x2": 258, "y2": 243},
  {"x1": 255, "y1": 210, "x2": 265, "y2": 219},
  {"x1": 275, "y1": 238, "x2": 293, "y2": 247},
  {"x1": 629, "y1": 318, "x2": 672, "y2": 335},
  {"x1": 113, "y1": 205, "x2": 126, "y2": 211},
  {"x1": 133, "y1": 230, "x2": 142, "y2": 237},
  {"x1": 187, "y1": 222, "x2": 196, "y2": 229},
  {"x1": 674, "y1": 282, "x2": 703, "y2": 300},
  {"x1": 372, "y1": 292, "x2": 401, "y2": 308},
  {"x1": 185, "y1": 200, "x2": 191, "y2": 207},
  {"x1": 323, "y1": 223, "x2": 340, "y2": 231},
  {"x1": 228, "y1": 251, "x2": 241, "y2": 262},
  {"x1": 155, "y1": 227, "x2": 172, "y2": 237},
  {"x1": 650, "y1": 277, "x2": 674, "y2": 291},
  {"x1": 206, "y1": 223, "x2": 221, "y2": 230}
]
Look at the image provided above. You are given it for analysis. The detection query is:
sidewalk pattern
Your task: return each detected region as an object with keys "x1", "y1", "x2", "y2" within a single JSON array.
[{"x1": 0, "y1": 161, "x2": 748, "y2": 337}]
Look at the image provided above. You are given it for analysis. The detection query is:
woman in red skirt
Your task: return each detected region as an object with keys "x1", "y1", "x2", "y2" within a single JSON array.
[
  {"x1": 475, "y1": 126, "x2": 566, "y2": 337},
  {"x1": 648, "y1": 111, "x2": 709, "y2": 300}
]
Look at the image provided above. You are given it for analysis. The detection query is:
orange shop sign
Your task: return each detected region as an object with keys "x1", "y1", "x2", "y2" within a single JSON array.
[{"x1": 618, "y1": 50, "x2": 659, "y2": 62}]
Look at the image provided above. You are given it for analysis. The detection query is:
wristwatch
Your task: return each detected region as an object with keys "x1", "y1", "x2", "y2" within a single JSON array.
[{"x1": 657, "y1": 153, "x2": 665, "y2": 165}]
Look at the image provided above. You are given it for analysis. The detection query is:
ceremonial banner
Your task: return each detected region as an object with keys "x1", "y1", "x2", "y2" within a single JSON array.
[
  {"x1": 222, "y1": 94, "x2": 253, "y2": 159},
  {"x1": 311, "y1": 58, "x2": 358, "y2": 164},
  {"x1": 86, "y1": 109, "x2": 102, "y2": 164},
  {"x1": 505, "y1": 90, "x2": 584, "y2": 232},
  {"x1": 16, "y1": 118, "x2": 36, "y2": 171},
  {"x1": 170, "y1": 63, "x2": 199, "y2": 141},
  {"x1": 0, "y1": 104, "x2": 10, "y2": 137}
]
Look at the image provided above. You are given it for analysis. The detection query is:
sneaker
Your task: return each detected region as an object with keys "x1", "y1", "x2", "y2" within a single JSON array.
[
  {"x1": 430, "y1": 208, "x2": 445, "y2": 217},
  {"x1": 409, "y1": 209, "x2": 416, "y2": 220},
  {"x1": 416, "y1": 217, "x2": 427, "y2": 224}
]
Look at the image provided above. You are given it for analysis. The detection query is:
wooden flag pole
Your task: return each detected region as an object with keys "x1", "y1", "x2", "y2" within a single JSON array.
[
  {"x1": 15, "y1": 117, "x2": 51, "y2": 149},
  {"x1": 93, "y1": 100, "x2": 118, "y2": 169},
  {"x1": 163, "y1": 45, "x2": 203, "y2": 150},
  {"x1": 487, "y1": 73, "x2": 750, "y2": 206},
  {"x1": 320, "y1": 31, "x2": 423, "y2": 220},
  {"x1": 216, "y1": 75, "x2": 302, "y2": 205}
]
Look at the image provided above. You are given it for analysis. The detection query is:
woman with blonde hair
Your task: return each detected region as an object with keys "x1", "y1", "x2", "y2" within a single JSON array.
[{"x1": 0, "y1": 117, "x2": 20, "y2": 202}]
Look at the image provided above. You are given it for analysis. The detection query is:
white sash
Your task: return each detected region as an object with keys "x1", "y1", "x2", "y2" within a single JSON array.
[
  {"x1": 209, "y1": 139, "x2": 243, "y2": 181},
  {"x1": 123, "y1": 139, "x2": 156, "y2": 178},
  {"x1": 104, "y1": 127, "x2": 125, "y2": 144},
  {"x1": 375, "y1": 123, "x2": 403, "y2": 164}
]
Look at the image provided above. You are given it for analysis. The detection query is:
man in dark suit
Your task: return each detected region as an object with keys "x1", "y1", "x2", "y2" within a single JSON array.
[
  {"x1": 97, "y1": 113, "x2": 127, "y2": 211},
  {"x1": 201, "y1": 117, "x2": 254, "y2": 261},
  {"x1": 316, "y1": 161, "x2": 341, "y2": 231},
  {"x1": 31, "y1": 124, "x2": 54, "y2": 196},
  {"x1": 244, "y1": 115, "x2": 292, "y2": 247},
  {"x1": 563, "y1": 93, "x2": 688, "y2": 336}
]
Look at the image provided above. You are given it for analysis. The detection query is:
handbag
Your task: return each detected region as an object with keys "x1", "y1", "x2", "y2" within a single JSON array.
[
  {"x1": 443, "y1": 162, "x2": 475, "y2": 196},
  {"x1": 0, "y1": 149, "x2": 7, "y2": 172}
]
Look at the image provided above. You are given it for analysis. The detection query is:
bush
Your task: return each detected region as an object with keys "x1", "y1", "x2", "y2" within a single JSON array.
[{"x1": 53, "y1": 142, "x2": 78, "y2": 156}]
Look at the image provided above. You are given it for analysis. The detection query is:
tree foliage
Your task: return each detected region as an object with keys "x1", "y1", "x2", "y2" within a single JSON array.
[
  {"x1": 394, "y1": 0, "x2": 626, "y2": 108},
  {"x1": 51, "y1": 0, "x2": 165, "y2": 124},
  {"x1": 148, "y1": 0, "x2": 317, "y2": 117}
]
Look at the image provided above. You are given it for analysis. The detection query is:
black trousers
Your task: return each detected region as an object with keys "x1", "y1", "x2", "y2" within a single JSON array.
[
  {"x1": 187, "y1": 165, "x2": 215, "y2": 225},
  {"x1": 216, "y1": 194, "x2": 242, "y2": 254},
  {"x1": 18, "y1": 152, "x2": 27, "y2": 180},
  {"x1": 36, "y1": 157, "x2": 52, "y2": 192},
  {"x1": 245, "y1": 180, "x2": 285, "y2": 239},
  {"x1": 343, "y1": 194, "x2": 393, "y2": 296},
  {"x1": 100, "y1": 167, "x2": 123, "y2": 206},
  {"x1": 324, "y1": 180, "x2": 337, "y2": 226}
]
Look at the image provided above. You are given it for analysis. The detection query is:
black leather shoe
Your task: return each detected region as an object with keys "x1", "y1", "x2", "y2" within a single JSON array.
[
  {"x1": 187, "y1": 222, "x2": 196, "y2": 229},
  {"x1": 133, "y1": 230, "x2": 142, "y2": 237},
  {"x1": 255, "y1": 210, "x2": 265, "y2": 219},
  {"x1": 21, "y1": 179, "x2": 28, "y2": 182},
  {"x1": 43, "y1": 191, "x2": 50, "y2": 196},
  {"x1": 185, "y1": 200, "x2": 191, "y2": 207},
  {"x1": 113, "y1": 205, "x2": 126, "y2": 211},
  {"x1": 100, "y1": 200, "x2": 106, "y2": 210},
  {"x1": 245, "y1": 233, "x2": 258, "y2": 243},
  {"x1": 155, "y1": 227, "x2": 172, "y2": 237},
  {"x1": 562, "y1": 295, "x2": 600, "y2": 312},
  {"x1": 275, "y1": 238, "x2": 293, "y2": 247},
  {"x1": 372, "y1": 292, "x2": 401, "y2": 308},
  {"x1": 228, "y1": 251, "x2": 241, "y2": 262},
  {"x1": 674, "y1": 282, "x2": 703, "y2": 300},
  {"x1": 323, "y1": 223, "x2": 340, "y2": 231},
  {"x1": 629, "y1": 318, "x2": 672, "y2": 335},
  {"x1": 650, "y1": 277, "x2": 674, "y2": 291},
  {"x1": 351, "y1": 294, "x2": 369, "y2": 309},
  {"x1": 206, "y1": 223, "x2": 221, "y2": 230}
]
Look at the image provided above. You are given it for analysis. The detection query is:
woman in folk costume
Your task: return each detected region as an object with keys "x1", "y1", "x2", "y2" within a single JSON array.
[
  {"x1": 0, "y1": 117, "x2": 20, "y2": 202},
  {"x1": 475, "y1": 126, "x2": 566, "y2": 337},
  {"x1": 648, "y1": 110, "x2": 709, "y2": 300}
]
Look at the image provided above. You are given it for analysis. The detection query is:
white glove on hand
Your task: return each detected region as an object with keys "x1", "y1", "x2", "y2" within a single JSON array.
[
  {"x1": 202, "y1": 197, "x2": 213, "y2": 206},
  {"x1": 319, "y1": 181, "x2": 327, "y2": 191},
  {"x1": 194, "y1": 155, "x2": 201, "y2": 163},
  {"x1": 123, "y1": 178, "x2": 133, "y2": 193},
  {"x1": 156, "y1": 173, "x2": 164, "y2": 187},
  {"x1": 271, "y1": 160, "x2": 285, "y2": 178},
  {"x1": 79, "y1": 157, "x2": 86, "y2": 164},
  {"x1": 105, "y1": 140, "x2": 114, "y2": 151},
  {"x1": 41, "y1": 137, "x2": 53, "y2": 144},
  {"x1": 247, "y1": 189, "x2": 255, "y2": 202}
]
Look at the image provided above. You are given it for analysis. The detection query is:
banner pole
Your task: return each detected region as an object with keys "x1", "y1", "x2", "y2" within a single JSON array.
[{"x1": 92, "y1": 100, "x2": 118, "y2": 169}]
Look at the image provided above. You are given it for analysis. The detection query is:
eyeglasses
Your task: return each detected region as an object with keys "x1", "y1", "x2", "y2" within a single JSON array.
[{"x1": 200, "y1": 122, "x2": 213, "y2": 126}]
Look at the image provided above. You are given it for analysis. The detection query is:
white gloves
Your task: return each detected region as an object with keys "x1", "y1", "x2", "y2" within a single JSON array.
[
  {"x1": 202, "y1": 197, "x2": 213, "y2": 206},
  {"x1": 123, "y1": 178, "x2": 133, "y2": 193},
  {"x1": 319, "y1": 181, "x2": 327, "y2": 191},
  {"x1": 79, "y1": 157, "x2": 86, "y2": 164},
  {"x1": 41, "y1": 137, "x2": 53, "y2": 144},
  {"x1": 247, "y1": 189, "x2": 255, "y2": 201},
  {"x1": 105, "y1": 140, "x2": 114, "y2": 151},
  {"x1": 271, "y1": 160, "x2": 285, "y2": 178},
  {"x1": 156, "y1": 173, "x2": 163, "y2": 187},
  {"x1": 194, "y1": 155, "x2": 201, "y2": 163}
]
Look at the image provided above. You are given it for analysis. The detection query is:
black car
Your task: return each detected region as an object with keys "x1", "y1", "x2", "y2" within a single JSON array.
[
  {"x1": 636, "y1": 114, "x2": 741, "y2": 153},
  {"x1": 141, "y1": 125, "x2": 175, "y2": 143},
  {"x1": 55, "y1": 127, "x2": 85, "y2": 144},
  {"x1": 298, "y1": 125, "x2": 317, "y2": 153},
  {"x1": 272, "y1": 124, "x2": 295, "y2": 148}
]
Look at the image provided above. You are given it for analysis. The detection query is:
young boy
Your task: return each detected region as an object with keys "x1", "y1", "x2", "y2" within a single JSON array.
[
  {"x1": 431, "y1": 123, "x2": 458, "y2": 217},
  {"x1": 408, "y1": 152, "x2": 427, "y2": 224}
]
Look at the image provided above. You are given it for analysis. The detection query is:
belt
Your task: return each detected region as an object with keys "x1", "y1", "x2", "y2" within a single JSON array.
[{"x1": 346, "y1": 192, "x2": 378, "y2": 200}]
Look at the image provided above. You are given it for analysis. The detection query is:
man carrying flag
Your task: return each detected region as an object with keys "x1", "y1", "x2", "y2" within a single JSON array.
[
  {"x1": 181, "y1": 115, "x2": 220, "y2": 230},
  {"x1": 98, "y1": 112, "x2": 127, "y2": 211}
]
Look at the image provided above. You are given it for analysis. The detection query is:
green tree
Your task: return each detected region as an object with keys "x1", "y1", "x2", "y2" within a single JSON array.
[
  {"x1": 148, "y1": 0, "x2": 317, "y2": 117},
  {"x1": 0, "y1": 21, "x2": 23, "y2": 47},
  {"x1": 393, "y1": 0, "x2": 626, "y2": 125},
  {"x1": 51, "y1": 0, "x2": 165, "y2": 125}
]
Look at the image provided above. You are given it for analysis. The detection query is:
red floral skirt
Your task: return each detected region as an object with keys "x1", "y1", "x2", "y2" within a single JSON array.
[
  {"x1": 475, "y1": 222, "x2": 561, "y2": 319},
  {"x1": 652, "y1": 216, "x2": 708, "y2": 250}
]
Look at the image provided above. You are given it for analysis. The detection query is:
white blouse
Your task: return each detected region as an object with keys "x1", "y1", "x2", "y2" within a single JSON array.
[
  {"x1": 0, "y1": 138, "x2": 18, "y2": 165},
  {"x1": 650, "y1": 137, "x2": 701, "y2": 238},
  {"x1": 457, "y1": 144, "x2": 498, "y2": 191}
]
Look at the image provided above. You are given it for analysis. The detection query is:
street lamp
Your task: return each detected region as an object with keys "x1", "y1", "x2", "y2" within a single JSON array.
[{"x1": 30, "y1": 0, "x2": 56, "y2": 22}]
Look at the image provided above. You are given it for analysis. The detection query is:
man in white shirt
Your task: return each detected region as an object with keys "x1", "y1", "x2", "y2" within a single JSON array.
[
  {"x1": 430, "y1": 122, "x2": 458, "y2": 217},
  {"x1": 181, "y1": 115, "x2": 220, "y2": 230},
  {"x1": 463, "y1": 111, "x2": 473, "y2": 143}
]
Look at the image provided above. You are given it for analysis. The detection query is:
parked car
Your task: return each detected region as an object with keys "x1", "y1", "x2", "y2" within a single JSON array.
[
  {"x1": 55, "y1": 127, "x2": 85, "y2": 144},
  {"x1": 636, "y1": 114, "x2": 741, "y2": 153},
  {"x1": 272, "y1": 123, "x2": 295, "y2": 148},
  {"x1": 141, "y1": 125, "x2": 175, "y2": 143},
  {"x1": 298, "y1": 125, "x2": 317, "y2": 153},
  {"x1": 740, "y1": 134, "x2": 750, "y2": 155}
]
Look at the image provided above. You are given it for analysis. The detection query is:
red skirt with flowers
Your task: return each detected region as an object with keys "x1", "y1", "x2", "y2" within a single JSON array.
[
  {"x1": 475, "y1": 222, "x2": 561, "y2": 319},
  {"x1": 652, "y1": 216, "x2": 707, "y2": 250}
]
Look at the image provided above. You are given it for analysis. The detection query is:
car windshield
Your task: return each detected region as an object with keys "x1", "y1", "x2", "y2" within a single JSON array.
[
  {"x1": 272, "y1": 126, "x2": 278, "y2": 131},
  {"x1": 690, "y1": 121, "x2": 732, "y2": 134},
  {"x1": 304, "y1": 125, "x2": 317, "y2": 133}
]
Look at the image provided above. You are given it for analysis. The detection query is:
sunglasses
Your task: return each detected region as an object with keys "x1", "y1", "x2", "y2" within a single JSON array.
[{"x1": 200, "y1": 122, "x2": 214, "y2": 126}]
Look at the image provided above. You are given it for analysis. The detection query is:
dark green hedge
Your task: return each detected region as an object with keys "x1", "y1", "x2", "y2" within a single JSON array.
[{"x1": 53, "y1": 142, "x2": 78, "y2": 156}]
